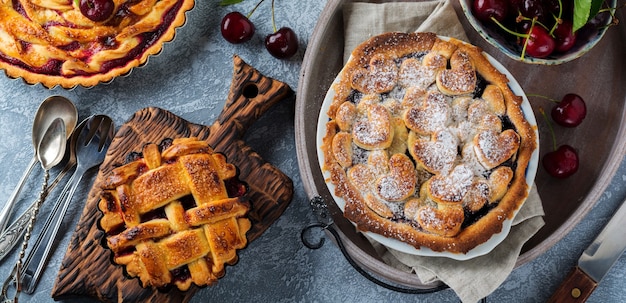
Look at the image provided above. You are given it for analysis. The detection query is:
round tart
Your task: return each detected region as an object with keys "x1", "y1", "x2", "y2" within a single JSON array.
[
  {"x1": 319, "y1": 32, "x2": 538, "y2": 255},
  {"x1": 0, "y1": 0, "x2": 194, "y2": 88},
  {"x1": 98, "y1": 137, "x2": 251, "y2": 291}
]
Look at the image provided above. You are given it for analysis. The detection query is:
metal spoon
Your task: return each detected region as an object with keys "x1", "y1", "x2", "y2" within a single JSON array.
[
  {"x1": 0, "y1": 118, "x2": 84, "y2": 262},
  {"x1": 0, "y1": 117, "x2": 67, "y2": 303},
  {"x1": 0, "y1": 96, "x2": 77, "y2": 234}
]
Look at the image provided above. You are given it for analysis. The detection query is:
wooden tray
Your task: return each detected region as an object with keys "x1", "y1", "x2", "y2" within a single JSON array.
[
  {"x1": 295, "y1": 0, "x2": 626, "y2": 289},
  {"x1": 51, "y1": 55, "x2": 294, "y2": 302}
]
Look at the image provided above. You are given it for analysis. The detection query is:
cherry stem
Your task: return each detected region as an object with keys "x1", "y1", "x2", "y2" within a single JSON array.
[
  {"x1": 548, "y1": 0, "x2": 563, "y2": 35},
  {"x1": 520, "y1": 18, "x2": 537, "y2": 60},
  {"x1": 490, "y1": 16, "x2": 528, "y2": 38},
  {"x1": 539, "y1": 107, "x2": 558, "y2": 151},
  {"x1": 493, "y1": 15, "x2": 539, "y2": 60},
  {"x1": 247, "y1": 0, "x2": 265, "y2": 19},
  {"x1": 527, "y1": 93, "x2": 558, "y2": 103},
  {"x1": 270, "y1": 0, "x2": 276, "y2": 33}
]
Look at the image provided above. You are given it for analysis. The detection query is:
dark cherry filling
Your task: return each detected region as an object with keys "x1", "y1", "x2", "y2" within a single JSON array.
[
  {"x1": 395, "y1": 51, "x2": 427, "y2": 65},
  {"x1": 500, "y1": 115, "x2": 515, "y2": 131},
  {"x1": 136, "y1": 162, "x2": 149, "y2": 175},
  {"x1": 224, "y1": 178, "x2": 248, "y2": 198},
  {"x1": 347, "y1": 89, "x2": 363, "y2": 104},
  {"x1": 170, "y1": 265, "x2": 191, "y2": 283},
  {"x1": 12, "y1": 0, "x2": 26, "y2": 17},
  {"x1": 114, "y1": 246, "x2": 137, "y2": 259},
  {"x1": 155, "y1": 265, "x2": 191, "y2": 292},
  {"x1": 58, "y1": 41, "x2": 81, "y2": 52},
  {"x1": 140, "y1": 206, "x2": 167, "y2": 222},
  {"x1": 1, "y1": 0, "x2": 184, "y2": 77},
  {"x1": 102, "y1": 191, "x2": 117, "y2": 212},
  {"x1": 159, "y1": 138, "x2": 174, "y2": 151},
  {"x1": 125, "y1": 151, "x2": 143, "y2": 164},
  {"x1": 462, "y1": 202, "x2": 498, "y2": 229},
  {"x1": 179, "y1": 194, "x2": 197, "y2": 210},
  {"x1": 105, "y1": 223, "x2": 126, "y2": 237},
  {"x1": 472, "y1": 73, "x2": 488, "y2": 99}
]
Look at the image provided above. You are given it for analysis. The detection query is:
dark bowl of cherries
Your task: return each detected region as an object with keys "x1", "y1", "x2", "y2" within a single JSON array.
[{"x1": 460, "y1": 0, "x2": 617, "y2": 65}]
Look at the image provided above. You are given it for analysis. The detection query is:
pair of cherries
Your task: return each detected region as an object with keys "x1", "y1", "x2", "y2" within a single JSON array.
[
  {"x1": 221, "y1": 6, "x2": 298, "y2": 59},
  {"x1": 538, "y1": 93, "x2": 586, "y2": 179}
]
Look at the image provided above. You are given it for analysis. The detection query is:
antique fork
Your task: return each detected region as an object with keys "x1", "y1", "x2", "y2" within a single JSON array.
[{"x1": 0, "y1": 115, "x2": 114, "y2": 301}]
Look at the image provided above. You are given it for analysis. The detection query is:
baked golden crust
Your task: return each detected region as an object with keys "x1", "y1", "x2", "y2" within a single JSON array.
[
  {"x1": 98, "y1": 137, "x2": 250, "y2": 291},
  {"x1": 321, "y1": 32, "x2": 537, "y2": 254},
  {"x1": 0, "y1": 0, "x2": 194, "y2": 88}
]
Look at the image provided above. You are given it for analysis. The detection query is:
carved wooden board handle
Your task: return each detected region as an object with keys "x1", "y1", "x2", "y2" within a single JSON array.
[{"x1": 51, "y1": 55, "x2": 294, "y2": 302}]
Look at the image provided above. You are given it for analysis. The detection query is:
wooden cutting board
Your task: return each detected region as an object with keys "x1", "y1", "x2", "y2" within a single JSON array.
[{"x1": 51, "y1": 55, "x2": 294, "y2": 302}]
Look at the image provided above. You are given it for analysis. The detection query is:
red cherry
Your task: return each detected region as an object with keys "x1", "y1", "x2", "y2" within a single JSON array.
[
  {"x1": 265, "y1": 27, "x2": 298, "y2": 59},
  {"x1": 221, "y1": 12, "x2": 255, "y2": 44},
  {"x1": 553, "y1": 20, "x2": 577, "y2": 53},
  {"x1": 542, "y1": 145, "x2": 579, "y2": 178},
  {"x1": 551, "y1": 93, "x2": 586, "y2": 127},
  {"x1": 523, "y1": 25, "x2": 555, "y2": 58},
  {"x1": 79, "y1": 0, "x2": 114, "y2": 22},
  {"x1": 472, "y1": 0, "x2": 509, "y2": 23},
  {"x1": 514, "y1": 0, "x2": 549, "y2": 24}
]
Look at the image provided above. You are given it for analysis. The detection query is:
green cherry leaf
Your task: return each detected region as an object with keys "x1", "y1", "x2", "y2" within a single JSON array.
[
  {"x1": 589, "y1": 0, "x2": 604, "y2": 22},
  {"x1": 573, "y1": 0, "x2": 592, "y2": 32},
  {"x1": 219, "y1": 0, "x2": 245, "y2": 5},
  {"x1": 573, "y1": 0, "x2": 605, "y2": 32}
]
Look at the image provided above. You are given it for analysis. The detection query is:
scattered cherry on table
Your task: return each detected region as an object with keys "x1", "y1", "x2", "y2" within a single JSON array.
[
  {"x1": 538, "y1": 107, "x2": 580, "y2": 178},
  {"x1": 221, "y1": 11, "x2": 256, "y2": 44},
  {"x1": 264, "y1": 0, "x2": 298, "y2": 59},
  {"x1": 551, "y1": 93, "x2": 587, "y2": 127},
  {"x1": 265, "y1": 27, "x2": 298, "y2": 59},
  {"x1": 543, "y1": 145, "x2": 579, "y2": 178}
]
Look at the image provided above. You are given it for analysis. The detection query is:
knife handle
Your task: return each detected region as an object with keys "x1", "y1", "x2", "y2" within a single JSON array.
[{"x1": 547, "y1": 266, "x2": 597, "y2": 303}]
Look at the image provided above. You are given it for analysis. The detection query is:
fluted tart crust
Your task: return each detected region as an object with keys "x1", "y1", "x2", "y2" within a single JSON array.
[{"x1": 0, "y1": 0, "x2": 194, "y2": 88}]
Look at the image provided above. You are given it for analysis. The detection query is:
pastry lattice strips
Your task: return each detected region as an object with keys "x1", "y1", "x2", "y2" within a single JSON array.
[
  {"x1": 322, "y1": 32, "x2": 537, "y2": 254},
  {"x1": 98, "y1": 137, "x2": 251, "y2": 291}
]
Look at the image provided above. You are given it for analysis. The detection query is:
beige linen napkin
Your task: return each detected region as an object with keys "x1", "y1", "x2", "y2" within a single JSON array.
[
  {"x1": 342, "y1": 1, "x2": 545, "y2": 302},
  {"x1": 343, "y1": 0, "x2": 467, "y2": 62}
]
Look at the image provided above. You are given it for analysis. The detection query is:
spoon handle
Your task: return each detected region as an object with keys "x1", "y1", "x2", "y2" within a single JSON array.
[
  {"x1": 0, "y1": 160, "x2": 76, "y2": 262},
  {"x1": 19, "y1": 167, "x2": 83, "y2": 294},
  {"x1": 0, "y1": 156, "x2": 37, "y2": 233}
]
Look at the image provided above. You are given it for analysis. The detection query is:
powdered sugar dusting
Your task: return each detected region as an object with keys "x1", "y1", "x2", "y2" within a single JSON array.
[
  {"x1": 352, "y1": 103, "x2": 392, "y2": 148},
  {"x1": 429, "y1": 164, "x2": 473, "y2": 202},
  {"x1": 323, "y1": 35, "x2": 528, "y2": 246}
]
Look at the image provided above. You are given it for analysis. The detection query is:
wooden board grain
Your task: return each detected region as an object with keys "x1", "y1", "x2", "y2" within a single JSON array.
[{"x1": 51, "y1": 55, "x2": 294, "y2": 302}]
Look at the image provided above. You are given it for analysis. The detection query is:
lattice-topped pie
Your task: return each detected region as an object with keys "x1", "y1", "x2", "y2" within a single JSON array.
[
  {"x1": 321, "y1": 32, "x2": 537, "y2": 254},
  {"x1": 98, "y1": 137, "x2": 251, "y2": 291},
  {"x1": 0, "y1": 0, "x2": 193, "y2": 88}
]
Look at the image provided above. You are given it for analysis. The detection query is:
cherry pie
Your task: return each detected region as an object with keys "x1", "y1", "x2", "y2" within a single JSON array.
[
  {"x1": 0, "y1": 0, "x2": 194, "y2": 88},
  {"x1": 98, "y1": 137, "x2": 251, "y2": 291},
  {"x1": 321, "y1": 32, "x2": 537, "y2": 254}
]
